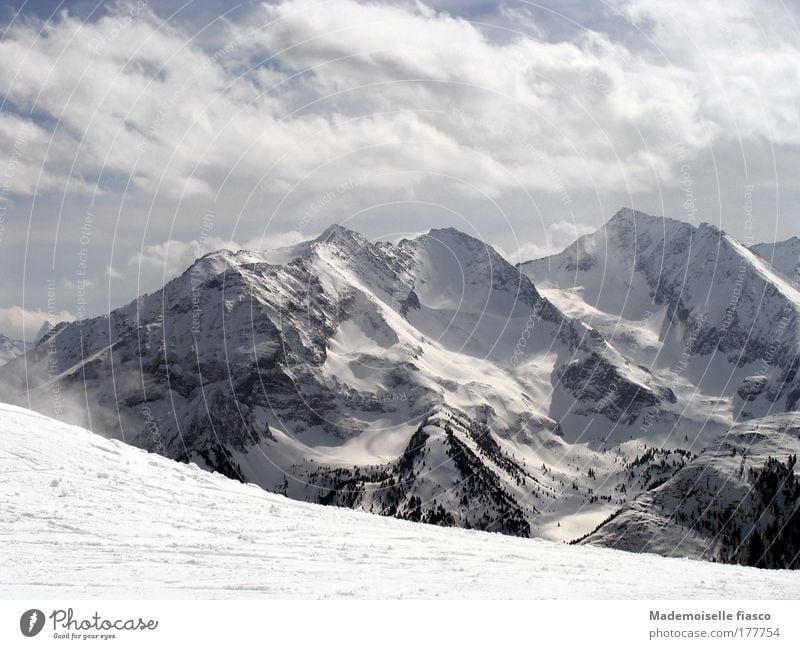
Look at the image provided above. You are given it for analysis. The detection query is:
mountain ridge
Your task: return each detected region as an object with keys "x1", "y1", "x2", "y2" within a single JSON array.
[
  {"x1": 520, "y1": 207, "x2": 800, "y2": 420},
  {"x1": 2, "y1": 212, "x2": 799, "y2": 565},
  {"x1": 0, "y1": 220, "x2": 683, "y2": 544}
]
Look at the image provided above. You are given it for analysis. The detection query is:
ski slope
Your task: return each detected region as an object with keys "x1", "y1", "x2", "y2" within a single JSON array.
[{"x1": 1, "y1": 403, "x2": 798, "y2": 599}]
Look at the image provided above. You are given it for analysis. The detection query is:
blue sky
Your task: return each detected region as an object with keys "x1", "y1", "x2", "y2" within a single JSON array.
[{"x1": 1, "y1": 0, "x2": 799, "y2": 338}]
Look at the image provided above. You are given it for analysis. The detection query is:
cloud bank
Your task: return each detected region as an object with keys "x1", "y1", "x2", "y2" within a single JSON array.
[
  {"x1": 1, "y1": 0, "x2": 795, "y2": 202},
  {"x1": 0, "y1": 0, "x2": 797, "y2": 321}
]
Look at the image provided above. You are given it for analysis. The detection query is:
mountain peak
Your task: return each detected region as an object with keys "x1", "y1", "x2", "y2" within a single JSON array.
[
  {"x1": 423, "y1": 226, "x2": 491, "y2": 249},
  {"x1": 427, "y1": 226, "x2": 467, "y2": 235},
  {"x1": 311, "y1": 224, "x2": 370, "y2": 253},
  {"x1": 317, "y1": 223, "x2": 363, "y2": 241},
  {"x1": 318, "y1": 223, "x2": 347, "y2": 237},
  {"x1": 697, "y1": 221, "x2": 723, "y2": 235},
  {"x1": 607, "y1": 207, "x2": 664, "y2": 226},
  {"x1": 604, "y1": 207, "x2": 701, "y2": 248},
  {"x1": 34, "y1": 320, "x2": 54, "y2": 344}
]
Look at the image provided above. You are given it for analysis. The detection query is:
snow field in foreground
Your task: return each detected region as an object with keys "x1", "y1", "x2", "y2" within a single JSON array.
[{"x1": 1, "y1": 403, "x2": 798, "y2": 599}]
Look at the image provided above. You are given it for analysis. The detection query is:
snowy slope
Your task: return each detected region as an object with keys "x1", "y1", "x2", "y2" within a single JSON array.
[
  {"x1": 2, "y1": 402, "x2": 797, "y2": 599},
  {"x1": 580, "y1": 414, "x2": 800, "y2": 569}
]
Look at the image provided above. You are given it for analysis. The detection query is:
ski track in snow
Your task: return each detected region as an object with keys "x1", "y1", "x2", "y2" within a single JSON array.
[{"x1": 2, "y1": 403, "x2": 798, "y2": 599}]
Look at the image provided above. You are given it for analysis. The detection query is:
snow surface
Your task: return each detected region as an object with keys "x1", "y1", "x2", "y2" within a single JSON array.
[{"x1": 2, "y1": 402, "x2": 798, "y2": 599}]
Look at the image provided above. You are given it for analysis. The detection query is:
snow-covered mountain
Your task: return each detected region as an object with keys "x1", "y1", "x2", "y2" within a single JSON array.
[
  {"x1": 0, "y1": 224, "x2": 683, "y2": 542},
  {"x1": 3, "y1": 212, "x2": 800, "y2": 567},
  {"x1": 0, "y1": 322, "x2": 54, "y2": 367},
  {"x1": 752, "y1": 237, "x2": 800, "y2": 282},
  {"x1": 3, "y1": 402, "x2": 796, "y2": 599},
  {"x1": 33, "y1": 319, "x2": 54, "y2": 344},
  {"x1": 578, "y1": 414, "x2": 800, "y2": 569},
  {"x1": 520, "y1": 208, "x2": 800, "y2": 423},
  {"x1": 0, "y1": 333, "x2": 29, "y2": 367}
]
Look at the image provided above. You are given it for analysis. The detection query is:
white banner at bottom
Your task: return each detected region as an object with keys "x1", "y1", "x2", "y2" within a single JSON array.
[{"x1": 0, "y1": 599, "x2": 797, "y2": 648}]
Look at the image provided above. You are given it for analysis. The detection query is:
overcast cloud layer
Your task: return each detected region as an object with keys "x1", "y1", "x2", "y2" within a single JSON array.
[{"x1": 0, "y1": 0, "x2": 798, "y2": 338}]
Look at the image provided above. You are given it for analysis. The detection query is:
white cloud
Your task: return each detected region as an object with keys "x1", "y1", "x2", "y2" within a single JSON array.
[
  {"x1": 2, "y1": 0, "x2": 793, "y2": 208},
  {"x1": 496, "y1": 220, "x2": 596, "y2": 263},
  {"x1": 548, "y1": 220, "x2": 596, "y2": 243},
  {"x1": 0, "y1": 306, "x2": 74, "y2": 341},
  {"x1": 128, "y1": 238, "x2": 236, "y2": 282},
  {"x1": 616, "y1": 0, "x2": 800, "y2": 145},
  {"x1": 249, "y1": 230, "x2": 307, "y2": 250},
  {"x1": 128, "y1": 228, "x2": 309, "y2": 280},
  {"x1": 1, "y1": 0, "x2": 798, "y2": 319},
  {"x1": 61, "y1": 278, "x2": 95, "y2": 290}
]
